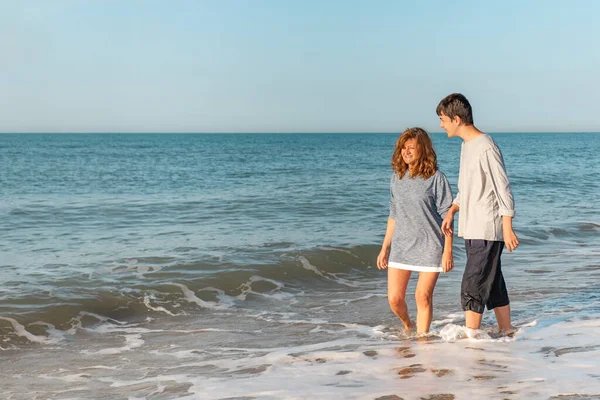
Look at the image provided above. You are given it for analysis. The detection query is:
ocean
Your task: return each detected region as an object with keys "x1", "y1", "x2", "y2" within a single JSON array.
[{"x1": 1, "y1": 132, "x2": 599, "y2": 399}]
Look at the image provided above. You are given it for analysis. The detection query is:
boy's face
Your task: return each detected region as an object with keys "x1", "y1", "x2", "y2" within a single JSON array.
[{"x1": 439, "y1": 113, "x2": 460, "y2": 138}]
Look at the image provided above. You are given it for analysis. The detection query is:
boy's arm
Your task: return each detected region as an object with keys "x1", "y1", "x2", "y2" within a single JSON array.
[
  {"x1": 502, "y1": 216, "x2": 519, "y2": 252},
  {"x1": 482, "y1": 148, "x2": 514, "y2": 217},
  {"x1": 482, "y1": 148, "x2": 519, "y2": 251}
]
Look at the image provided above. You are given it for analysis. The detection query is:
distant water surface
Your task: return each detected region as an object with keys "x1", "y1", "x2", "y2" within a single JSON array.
[{"x1": 1, "y1": 132, "x2": 599, "y2": 399}]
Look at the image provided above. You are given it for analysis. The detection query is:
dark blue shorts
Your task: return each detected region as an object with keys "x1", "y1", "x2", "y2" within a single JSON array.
[{"x1": 461, "y1": 240, "x2": 510, "y2": 313}]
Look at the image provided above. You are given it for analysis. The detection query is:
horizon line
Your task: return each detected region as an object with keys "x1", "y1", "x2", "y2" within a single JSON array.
[{"x1": 1, "y1": 131, "x2": 600, "y2": 135}]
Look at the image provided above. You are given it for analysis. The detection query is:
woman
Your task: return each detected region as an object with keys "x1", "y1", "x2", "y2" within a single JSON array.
[{"x1": 377, "y1": 127, "x2": 454, "y2": 334}]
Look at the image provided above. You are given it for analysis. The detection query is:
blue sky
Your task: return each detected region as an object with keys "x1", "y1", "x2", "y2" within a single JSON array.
[{"x1": 1, "y1": 0, "x2": 599, "y2": 133}]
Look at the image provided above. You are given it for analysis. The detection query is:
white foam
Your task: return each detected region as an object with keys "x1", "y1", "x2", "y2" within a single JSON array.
[
  {"x1": 38, "y1": 373, "x2": 91, "y2": 383},
  {"x1": 431, "y1": 318, "x2": 458, "y2": 326},
  {"x1": 327, "y1": 293, "x2": 386, "y2": 306},
  {"x1": 3, "y1": 315, "x2": 600, "y2": 399},
  {"x1": 79, "y1": 365, "x2": 120, "y2": 370},
  {"x1": 298, "y1": 256, "x2": 326, "y2": 277},
  {"x1": 62, "y1": 311, "x2": 131, "y2": 336},
  {"x1": 298, "y1": 256, "x2": 361, "y2": 287},
  {"x1": 319, "y1": 246, "x2": 357, "y2": 257},
  {"x1": 0, "y1": 316, "x2": 62, "y2": 344},
  {"x1": 77, "y1": 311, "x2": 128, "y2": 325},
  {"x1": 248, "y1": 311, "x2": 358, "y2": 327},
  {"x1": 327, "y1": 272, "x2": 361, "y2": 287},
  {"x1": 134, "y1": 264, "x2": 163, "y2": 276},
  {"x1": 308, "y1": 322, "x2": 386, "y2": 337},
  {"x1": 168, "y1": 283, "x2": 232, "y2": 310},
  {"x1": 81, "y1": 334, "x2": 144, "y2": 355},
  {"x1": 143, "y1": 294, "x2": 179, "y2": 316},
  {"x1": 29, "y1": 321, "x2": 69, "y2": 342},
  {"x1": 236, "y1": 276, "x2": 290, "y2": 301},
  {"x1": 185, "y1": 317, "x2": 600, "y2": 399}
]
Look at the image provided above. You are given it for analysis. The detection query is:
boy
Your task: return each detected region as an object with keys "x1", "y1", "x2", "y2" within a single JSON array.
[{"x1": 436, "y1": 93, "x2": 519, "y2": 334}]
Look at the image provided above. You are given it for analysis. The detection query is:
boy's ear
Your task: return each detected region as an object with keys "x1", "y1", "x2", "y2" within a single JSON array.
[{"x1": 453, "y1": 116, "x2": 463, "y2": 125}]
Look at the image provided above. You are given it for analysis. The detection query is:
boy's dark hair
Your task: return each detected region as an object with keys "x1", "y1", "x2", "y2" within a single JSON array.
[{"x1": 436, "y1": 93, "x2": 474, "y2": 125}]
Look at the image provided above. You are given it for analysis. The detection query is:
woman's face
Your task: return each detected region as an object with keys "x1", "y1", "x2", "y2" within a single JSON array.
[{"x1": 401, "y1": 138, "x2": 420, "y2": 167}]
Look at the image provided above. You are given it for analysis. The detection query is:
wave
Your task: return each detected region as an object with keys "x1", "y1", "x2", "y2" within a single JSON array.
[
  {"x1": 516, "y1": 221, "x2": 600, "y2": 245},
  {"x1": 0, "y1": 244, "x2": 382, "y2": 346},
  {"x1": 3, "y1": 233, "x2": 597, "y2": 347}
]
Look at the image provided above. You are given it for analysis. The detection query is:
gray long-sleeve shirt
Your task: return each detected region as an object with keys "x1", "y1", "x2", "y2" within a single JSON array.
[
  {"x1": 454, "y1": 134, "x2": 515, "y2": 240},
  {"x1": 389, "y1": 169, "x2": 453, "y2": 269}
]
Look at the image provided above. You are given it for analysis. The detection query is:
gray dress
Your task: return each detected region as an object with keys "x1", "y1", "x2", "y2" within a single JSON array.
[{"x1": 388, "y1": 170, "x2": 453, "y2": 272}]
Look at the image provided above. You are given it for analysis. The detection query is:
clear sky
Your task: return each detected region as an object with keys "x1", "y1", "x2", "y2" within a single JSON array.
[{"x1": 2, "y1": 0, "x2": 599, "y2": 133}]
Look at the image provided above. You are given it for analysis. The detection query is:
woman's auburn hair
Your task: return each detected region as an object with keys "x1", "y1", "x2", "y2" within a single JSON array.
[{"x1": 391, "y1": 127, "x2": 438, "y2": 179}]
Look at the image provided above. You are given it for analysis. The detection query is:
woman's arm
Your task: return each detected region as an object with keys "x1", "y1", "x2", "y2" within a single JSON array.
[
  {"x1": 442, "y1": 231, "x2": 454, "y2": 273},
  {"x1": 377, "y1": 218, "x2": 396, "y2": 270},
  {"x1": 436, "y1": 172, "x2": 455, "y2": 272}
]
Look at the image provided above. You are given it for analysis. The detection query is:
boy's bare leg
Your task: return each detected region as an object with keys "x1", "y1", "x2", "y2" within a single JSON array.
[
  {"x1": 466, "y1": 305, "x2": 512, "y2": 333},
  {"x1": 465, "y1": 310, "x2": 483, "y2": 330},
  {"x1": 493, "y1": 304, "x2": 512, "y2": 332},
  {"x1": 388, "y1": 268, "x2": 413, "y2": 331}
]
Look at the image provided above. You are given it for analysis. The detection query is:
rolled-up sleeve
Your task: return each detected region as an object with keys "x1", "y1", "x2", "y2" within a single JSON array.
[
  {"x1": 452, "y1": 191, "x2": 460, "y2": 208},
  {"x1": 389, "y1": 174, "x2": 397, "y2": 220},
  {"x1": 482, "y1": 148, "x2": 515, "y2": 217},
  {"x1": 435, "y1": 173, "x2": 453, "y2": 219}
]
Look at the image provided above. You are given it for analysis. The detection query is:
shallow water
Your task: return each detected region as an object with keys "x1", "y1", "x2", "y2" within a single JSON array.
[{"x1": 1, "y1": 133, "x2": 599, "y2": 399}]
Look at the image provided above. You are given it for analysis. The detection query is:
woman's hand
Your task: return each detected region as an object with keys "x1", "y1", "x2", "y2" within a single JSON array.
[
  {"x1": 377, "y1": 246, "x2": 390, "y2": 270},
  {"x1": 442, "y1": 250, "x2": 454, "y2": 273}
]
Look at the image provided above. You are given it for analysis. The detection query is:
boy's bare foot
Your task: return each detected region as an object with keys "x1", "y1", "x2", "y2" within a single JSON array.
[{"x1": 498, "y1": 327, "x2": 516, "y2": 337}]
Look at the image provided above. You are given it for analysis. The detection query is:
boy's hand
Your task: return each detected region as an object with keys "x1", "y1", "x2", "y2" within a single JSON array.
[
  {"x1": 441, "y1": 214, "x2": 454, "y2": 236},
  {"x1": 442, "y1": 251, "x2": 454, "y2": 273},
  {"x1": 503, "y1": 227, "x2": 519, "y2": 252}
]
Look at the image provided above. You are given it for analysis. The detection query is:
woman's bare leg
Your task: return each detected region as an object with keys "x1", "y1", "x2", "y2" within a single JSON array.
[
  {"x1": 415, "y1": 272, "x2": 439, "y2": 334},
  {"x1": 388, "y1": 268, "x2": 413, "y2": 330}
]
